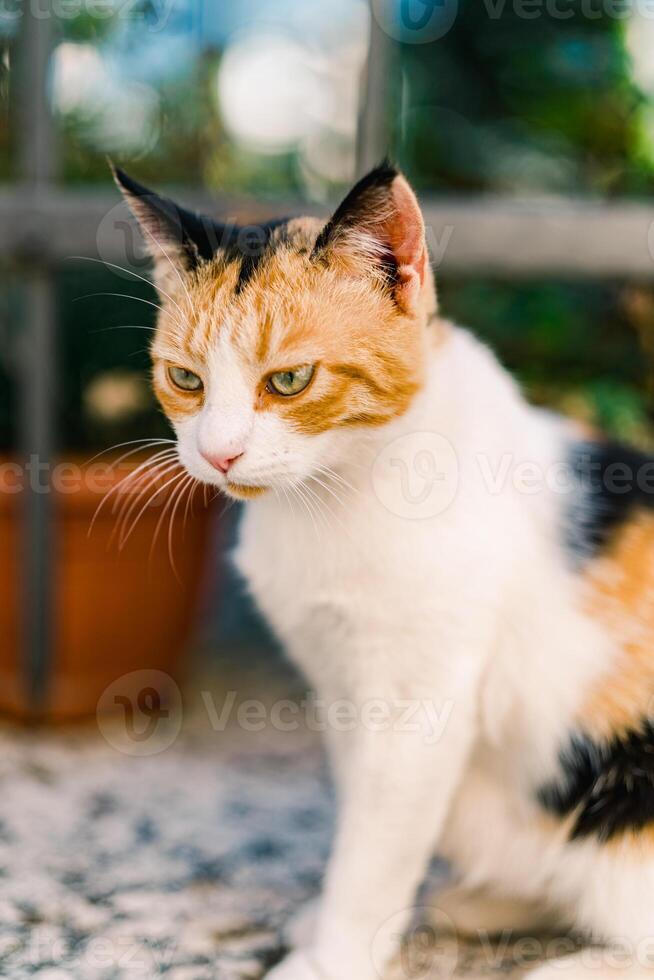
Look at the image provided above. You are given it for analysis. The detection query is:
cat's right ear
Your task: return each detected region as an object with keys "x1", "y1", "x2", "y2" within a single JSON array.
[{"x1": 111, "y1": 164, "x2": 226, "y2": 292}]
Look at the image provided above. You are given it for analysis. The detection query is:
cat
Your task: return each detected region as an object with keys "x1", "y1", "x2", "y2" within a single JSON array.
[{"x1": 115, "y1": 161, "x2": 654, "y2": 980}]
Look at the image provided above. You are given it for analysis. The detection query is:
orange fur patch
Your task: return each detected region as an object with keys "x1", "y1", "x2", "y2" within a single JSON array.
[
  {"x1": 151, "y1": 360, "x2": 204, "y2": 422},
  {"x1": 579, "y1": 510, "x2": 654, "y2": 741},
  {"x1": 150, "y1": 234, "x2": 428, "y2": 435},
  {"x1": 225, "y1": 483, "x2": 269, "y2": 500}
]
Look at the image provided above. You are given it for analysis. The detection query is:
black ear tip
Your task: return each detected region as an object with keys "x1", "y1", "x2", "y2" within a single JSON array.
[
  {"x1": 358, "y1": 159, "x2": 400, "y2": 193},
  {"x1": 110, "y1": 163, "x2": 152, "y2": 200},
  {"x1": 378, "y1": 155, "x2": 398, "y2": 175},
  {"x1": 110, "y1": 162, "x2": 130, "y2": 190}
]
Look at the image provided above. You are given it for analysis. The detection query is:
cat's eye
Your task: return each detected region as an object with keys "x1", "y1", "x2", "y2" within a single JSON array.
[
  {"x1": 168, "y1": 366, "x2": 203, "y2": 392},
  {"x1": 267, "y1": 364, "x2": 315, "y2": 397}
]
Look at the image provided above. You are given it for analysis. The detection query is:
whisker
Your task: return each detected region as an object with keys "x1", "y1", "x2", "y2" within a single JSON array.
[
  {"x1": 114, "y1": 456, "x2": 181, "y2": 546},
  {"x1": 280, "y1": 483, "x2": 298, "y2": 524},
  {"x1": 143, "y1": 226, "x2": 196, "y2": 313},
  {"x1": 113, "y1": 453, "x2": 180, "y2": 534},
  {"x1": 110, "y1": 449, "x2": 179, "y2": 513},
  {"x1": 121, "y1": 467, "x2": 185, "y2": 551},
  {"x1": 301, "y1": 480, "x2": 336, "y2": 535},
  {"x1": 73, "y1": 292, "x2": 183, "y2": 329},
  {"x1": 219, "y1": 494, "x2": 236, "y2": 518},
  {"x1": 90, "y1": 325, "x2": 156, "y2": 334},
  {"x1": 166, "y1": 473, "x2": 197, "y2": 578},
  {"x1": 110, "y1": 458, "x2": 179, "y2": 545},
  {"x1": 308, "y1": 473, "x2": 348, "y2": 510},
  {"x1": 314, "y1": 463, "x2": 360, "y2": 495},
  {"x1": 147, "y1": 469, "x2": 188, "y2": 562},
  {"x1": 304, "y1": 477, "x2": 356, "y2": 546},
  {"x1": 89, "y1": 447, "x2": 179, "y2": 535},
  {"x1": 291, "y1": 480, "x2": 322, "y2": 544},
  {"x1": 86, "y1": 437, "x2": 175, "y2": 468},
  {"x1": 183, "y1": 476, "x2": 200, "y2": 535},
  {"x1": 68, "y1": 255, "x2": 186, "y2": 322}
]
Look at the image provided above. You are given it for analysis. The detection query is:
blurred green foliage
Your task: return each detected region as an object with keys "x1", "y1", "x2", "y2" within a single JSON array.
[
  {"x1": 395, "y1": 0, "x2": 653, "y2": 196},
  {"x1": 392, "y1": 0, "x2": 654, "y2": 445},
  {"x1": 58, "y1": 265, "x2": 169, "y2": 451},
  {"x1": 439, "y1": 278, "x2": 654, "y2": 448},
  {"x1": 3, "y1": 1, "x2": 654, "y2": 449}
]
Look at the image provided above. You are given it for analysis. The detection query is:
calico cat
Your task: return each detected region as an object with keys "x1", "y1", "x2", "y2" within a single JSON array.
[{"x1": 115, "y1": 162, "x2": 654, "y2": 980}]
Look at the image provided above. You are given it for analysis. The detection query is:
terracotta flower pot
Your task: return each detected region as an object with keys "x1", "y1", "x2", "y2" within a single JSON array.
[{"x1": 0, "y1": 454, "x2": 216, "y2": 720}]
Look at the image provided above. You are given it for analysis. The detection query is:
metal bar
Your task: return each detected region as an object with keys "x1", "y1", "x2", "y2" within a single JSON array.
[
  {"x1": 419, "y1": 198, "x2": 654, "y2": 279},
  {"x1": 356, "y1": 2, "x2": 392, "y2": 178},
  {"x1": 16, "y1": 8, "x2": 56, "y2": 185},
  {"x1": 19, "y1": 272, "x2": 56, "y2": 712},
  {"x1": 2, "y1": 191, "x2": 654, "y2": 278},
  {"x1": 15, "y1": 7, "x2": 57, "y2": 714}
]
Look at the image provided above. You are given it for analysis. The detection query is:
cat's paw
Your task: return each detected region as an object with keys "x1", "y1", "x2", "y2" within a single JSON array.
[{"x1": 264, "y1": 950, "x2": 328, "y2": 980}]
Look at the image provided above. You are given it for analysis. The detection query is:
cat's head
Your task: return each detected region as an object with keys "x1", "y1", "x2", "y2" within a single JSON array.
[{"x1": 114, "y1": 163, "x2": 437, "y2": 499}]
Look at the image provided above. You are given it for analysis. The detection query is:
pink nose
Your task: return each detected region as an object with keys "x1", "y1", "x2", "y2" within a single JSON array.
[{"x1": 201, "y1": 451, "x2": 243, "y2": 474}]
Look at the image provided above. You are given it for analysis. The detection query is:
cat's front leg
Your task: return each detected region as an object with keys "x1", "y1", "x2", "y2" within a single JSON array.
[{"x1": 266, "y1": 650, "x2": 483, "y2": 980}]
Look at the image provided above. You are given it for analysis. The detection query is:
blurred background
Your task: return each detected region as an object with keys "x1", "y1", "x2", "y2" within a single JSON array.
[{"x1": 3, "y1": 0, "x2": 654, "y2": 716}]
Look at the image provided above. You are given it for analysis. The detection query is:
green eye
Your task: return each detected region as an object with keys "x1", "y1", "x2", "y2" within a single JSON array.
[
  {"x1": 267, "y1": 364, "x2": 315, "y2": 397},
  {"x1": 169, "y1": 366, "x2": 203, "y2": 392}
]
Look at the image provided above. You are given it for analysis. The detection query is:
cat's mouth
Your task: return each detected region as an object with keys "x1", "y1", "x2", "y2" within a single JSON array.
[{"x1": 224, "y1": 481, "x2": 270, "y2": 500}]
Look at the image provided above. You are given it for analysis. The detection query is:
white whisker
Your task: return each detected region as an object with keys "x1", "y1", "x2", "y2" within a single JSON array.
[
  {"x1": 74, "y1": 292, "x2": 183, "y2": 330},
  {"x1": 143, "y1": 226, "x2": 196, "y2": 312},
  {"x1": 68, "y1": 256, "x2": 187, "y2": 322},
  {"x1": 121, "y1": 467, "x2": 185, "y2": 551},
  {"x1": 167, "y1": 472, "x2": 197, "y2": 578},
  {"x1": 114, "y1": 456, "x2": 181, "y2": 545},
  {"x1": 86, "y1": 437, "x2": 175, "y2": 467},
  {"x1": 89, "y1": 447, "x2": 178, "y2": 535}
]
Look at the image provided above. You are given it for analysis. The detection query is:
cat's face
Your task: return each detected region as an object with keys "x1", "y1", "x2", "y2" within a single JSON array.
[{"x1": 115, "y1": 165, "x2": 436, "y2": 499}]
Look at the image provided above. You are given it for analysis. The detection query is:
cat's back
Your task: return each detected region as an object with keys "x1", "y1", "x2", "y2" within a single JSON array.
[{"x1": 512, "y1": 437, "x2": 654, "y2": 844}]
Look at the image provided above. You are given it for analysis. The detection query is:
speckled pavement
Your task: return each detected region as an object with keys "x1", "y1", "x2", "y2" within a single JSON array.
[{"x1": 0, "y1": 657, "x2": 557, "y2": 980}]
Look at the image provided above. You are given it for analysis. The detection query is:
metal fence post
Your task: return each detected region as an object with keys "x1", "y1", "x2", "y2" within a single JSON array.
[
  {"x1": 16, "y1": 8, "x2": 58, "y2": 713},
  {"x1": 356, "y1": 3, "x2": 393, "y2": 177}
]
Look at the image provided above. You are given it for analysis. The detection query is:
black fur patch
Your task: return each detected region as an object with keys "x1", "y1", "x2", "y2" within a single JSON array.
[
  {"x1": 114, "y1": 166, "x2": 237, "y2": 264},
  {"x1": 231, "y1": 218, "x2": 291, "y2": 293},
  {"x1": 312, "y1": 159, "x2": 398, "y2": 255},
  {"x1": 565, "y1": 440, "x2": 654, "y2": 562},
  {"x1": 113, "y1": 166, "x2": 289, "y2": 290},
  {"x1": 311, "y1": 161, "x2": 401, "y2": 291},
  {"x1": 538, "y1": 723, "x2": 654, "y2": 842}
]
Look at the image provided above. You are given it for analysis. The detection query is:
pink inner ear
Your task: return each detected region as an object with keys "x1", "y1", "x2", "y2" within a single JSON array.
[{"x1": 385, "y1": 177, "x2": 427, "y2": 313}]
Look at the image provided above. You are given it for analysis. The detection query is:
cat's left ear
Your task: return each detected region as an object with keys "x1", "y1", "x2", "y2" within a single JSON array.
[
  {"x1": 313, "y1": 162, "x2": 433, "y2": 316},
  {"x1": 111, "y1": 164, "x2": 228, "y2": 292}
]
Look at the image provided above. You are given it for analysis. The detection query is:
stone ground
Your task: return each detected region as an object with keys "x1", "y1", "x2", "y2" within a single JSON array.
[{"x1": 0, "y1": 655, "x2": 557, "y2": 980}]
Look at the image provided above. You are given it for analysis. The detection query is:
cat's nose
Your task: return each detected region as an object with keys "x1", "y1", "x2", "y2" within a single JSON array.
[{"x1": 201, "y1": 451, "x2": 243, "y2": 474}]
